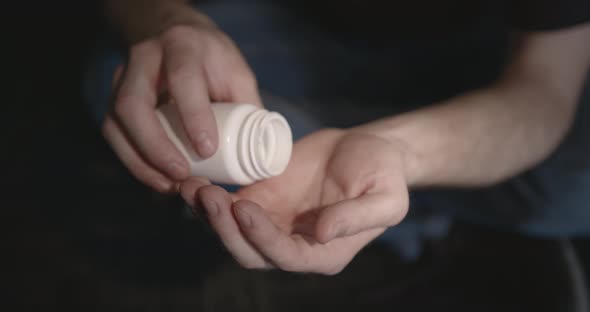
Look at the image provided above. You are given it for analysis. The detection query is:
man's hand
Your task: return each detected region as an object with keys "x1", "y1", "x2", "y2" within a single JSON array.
[
  {"x1": 181, "y1": 129, "x2": 411, "y2": 274},
  {"x1": 102, "y1": 3, "x2": 261, "y2": 192}
]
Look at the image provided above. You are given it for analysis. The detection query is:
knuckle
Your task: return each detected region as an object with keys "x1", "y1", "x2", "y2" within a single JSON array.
[
  {"x1": 340, "y1": 182, "x2": 358, "y2": 199},
  {"x1": 162, "y1": 26, "x2": 212, "y2": 54},
  {"x1": 162, "y1": 25, "x2": 195, "y2": 41},
  {"x1": 112, "y1": 96, "x2": 135, "y2": 120},
  {"x1": 130, "y1": 39, "x2": 161, "y2": 56},
  {"x1": 167, "y1": 60, "x2": 200, "y2": 83},
  {"x1": 199, "y1": 29, "x2": 230, "y2": 50},
  {"x1": 113, "y1": 89, "x2": 154, "y2": 119},
  {"x1": 334, "y1": 220, "x2": 349, "y2": 237},
  {"x1": 397, "y1": 204, "x2": 410, "y2": 224},
  {"x1": 398, "y1": 191, "x2": 410, "y2": 207},
  {"x1": 183, "y1": 110, "x2": 211, "y2": 131},
  {"x1": 233, "y1": 69, "x2": 258, "y2": 89},
  {"x1": 388, "y1": 195, "x2": 409, "y2": 226}
]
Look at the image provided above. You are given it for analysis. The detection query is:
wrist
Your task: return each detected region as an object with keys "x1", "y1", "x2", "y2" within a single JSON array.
[{"x1": 348, "y1": 122, "x2": 424, "y2": 188}]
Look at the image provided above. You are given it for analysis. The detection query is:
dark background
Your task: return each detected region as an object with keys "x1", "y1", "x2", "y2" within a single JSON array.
[{"x1": 4, "y1": 1, "x2": 590, "y2": 311}]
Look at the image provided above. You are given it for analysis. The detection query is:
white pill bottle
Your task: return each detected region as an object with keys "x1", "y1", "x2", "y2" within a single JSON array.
[{"x1": 156, "y1": 103, "x2": 293, "y2": 185}]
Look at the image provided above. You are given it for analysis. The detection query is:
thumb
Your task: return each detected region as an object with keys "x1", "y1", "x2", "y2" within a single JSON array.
[{"x1": 315, "y1": 192, "x2": 408, "y2": 244}]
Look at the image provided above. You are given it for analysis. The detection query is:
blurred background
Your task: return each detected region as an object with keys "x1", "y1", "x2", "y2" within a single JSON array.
[{"x1": 4, "y1": 1, "x2": 590, "y2": 311}]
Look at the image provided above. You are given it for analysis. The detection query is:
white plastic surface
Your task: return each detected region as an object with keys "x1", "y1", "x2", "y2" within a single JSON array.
[{"x1": 156, "y1": 102, "x2": 292, "y2": 185}]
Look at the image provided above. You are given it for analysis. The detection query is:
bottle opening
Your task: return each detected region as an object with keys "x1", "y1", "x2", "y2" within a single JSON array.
[
  {"x1": 239, "y1": 109, "x2": 292, "y2": 181},
  {"x1": 255, "y1": 113, "x2": 291, "y2": 176}
]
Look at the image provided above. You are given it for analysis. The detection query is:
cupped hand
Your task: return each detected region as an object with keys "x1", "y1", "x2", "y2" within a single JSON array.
[
  {"x1": 183, "y1": 129, "x2": 411, "y2": 275},
  {"x1": 102, "y1": 8, "x2": 261, "y2": 192}
]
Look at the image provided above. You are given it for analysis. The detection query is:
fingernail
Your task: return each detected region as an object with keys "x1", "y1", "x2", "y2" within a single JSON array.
[
  {"x1": 202, "y1": 200, "x2": 219, "y2": 217},
  {"x1": 196, "y1": 132, "x2": 215, "y2": 157},
  {"x1": 235, "y1": 206, "x2": 252, "y2": 228},
  {"x1": 169, "y1": 162, "x2": 187, "y2": 178}
]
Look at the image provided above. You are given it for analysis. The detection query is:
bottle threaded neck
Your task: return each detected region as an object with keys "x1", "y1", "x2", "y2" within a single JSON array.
[{"x1": 238, "y1": 109, "x2": 292, "y2": 181}]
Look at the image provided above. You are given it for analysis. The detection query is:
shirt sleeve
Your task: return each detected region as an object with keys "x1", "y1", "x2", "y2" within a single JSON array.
[{"x1": 508, "y1": 0, "x2": 590, "y2": 31}]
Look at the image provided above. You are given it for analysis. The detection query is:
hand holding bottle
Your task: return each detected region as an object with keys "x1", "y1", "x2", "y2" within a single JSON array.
[{"x1": 103, "y1": 3, "x2": 262, "y2": 192}]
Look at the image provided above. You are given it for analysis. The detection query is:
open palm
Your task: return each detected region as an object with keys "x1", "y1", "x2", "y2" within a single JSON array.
[{"x1": 184, "y1": 129, "x2": 410, "y2": 274}]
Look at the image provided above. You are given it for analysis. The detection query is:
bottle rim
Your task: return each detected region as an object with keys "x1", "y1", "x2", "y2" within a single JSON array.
[{"x1": 238, "y1": 109, "x2": 292, "y2": 181}]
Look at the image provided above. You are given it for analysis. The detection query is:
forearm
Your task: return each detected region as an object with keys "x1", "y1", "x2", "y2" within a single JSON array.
[
  {"x1": 361, "y1": 81, "x2": 577, "y2": 188},
  {"x1": 104, "y1": 0, "x2": 213, "y2": 43},
  {"x1": 359, "y1": 24, "x2": 590, "y2": 188}
]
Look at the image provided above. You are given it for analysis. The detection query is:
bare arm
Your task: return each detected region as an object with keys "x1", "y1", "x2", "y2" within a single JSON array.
[
  {"x1": 170, "y1": 17, "x2": 590, "y2": 273},
  {"x1": 359, "y1": 23, "x2": 590, "y2": 188},
  {"x1": 176, "y1": 23, "x2": 590, "y2": 274}
]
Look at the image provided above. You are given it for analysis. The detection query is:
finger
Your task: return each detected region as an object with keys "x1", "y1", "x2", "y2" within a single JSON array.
[
  {"x1": 163, "y1": 33, "x2": 218, "y2": 159},
  {"x1": 102, "y1": 116, "x2": 176, "y2": 193},
  {"x1": 197, "y1": 185, "x2": 269, "y2": 269},
  {"x1": 235, "y1": 199, "x2": 389, "y2": 275},
  {"x1": 228, "y1": 68, "x2": 262, "y2": 106},
  {"x1": 114, "y1": 40, "x2": 190, "y2": 181},
  {"x1": 233, "y1": 200, "x2": 315, "y2": 273},
  {"x1": 179, "y1": 177, "x2": 210, "y2": 209},
  {"x1": 314, "y1": 192, "x2": 409, "y2": 244},
  {"x1": 200, "y1": 34, "x2": 262, "y2": 107},
  {"x1": 216, "y1": 57, "x2": 262, "y2": 106},
  {"x1": 112, "y1": 64, "x2": 124, "y2": 89}
]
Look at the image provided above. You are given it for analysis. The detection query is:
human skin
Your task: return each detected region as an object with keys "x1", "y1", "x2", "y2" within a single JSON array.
[
  {"x1": 103, "y1": 0, "x2": 261, "y2": 192},
  {"x1": 185, "y1": 24, "x2": 590, "y2": 274},
  {"x1": 104, "y1": 0, "x2": 590, "y2": 274}
]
